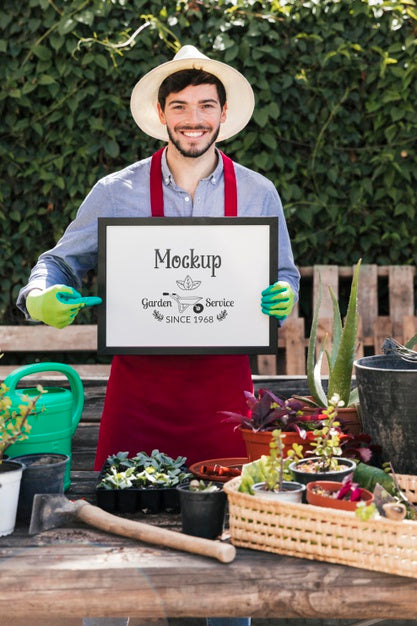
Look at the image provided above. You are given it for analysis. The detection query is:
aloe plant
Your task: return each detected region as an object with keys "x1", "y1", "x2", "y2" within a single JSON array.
[{"x1": 305, "y1": 259, "x2": 362, "y2": 408}]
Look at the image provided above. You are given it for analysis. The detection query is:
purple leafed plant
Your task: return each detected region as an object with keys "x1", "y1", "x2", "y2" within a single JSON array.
[
  {"x1": 336, "y1": 474, "x2": 362, "y2": 502},
  {"x1": 221, "y1": 388, "x2": 325, "y2": 435}
]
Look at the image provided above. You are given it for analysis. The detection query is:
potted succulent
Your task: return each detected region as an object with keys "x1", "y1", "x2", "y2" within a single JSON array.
[
  {"x1": 306, "y1": 474, "x2": 374, "y2": 511},
  {"x1": 251, "y1": 429, "x2": 306, "y2": 503},
  {"x1": 295, "y1": 258, "x2": 362, "y2": 435},
  {"x1": 222, "y1": 388, "x2": 326, "y2": 461},
  {"x1": 176, "y1": 479, "x2": 227, "y2": 539},
  {"x1": 0, "y1": 379, "x2": 44, "y2": 536},
  {"x1": 289, "y1": 394, "x2": 357, "y2": 497}
]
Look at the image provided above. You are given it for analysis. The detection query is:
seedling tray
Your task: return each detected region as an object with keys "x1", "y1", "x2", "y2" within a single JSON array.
[
  {"x1": 95, "y1": 459, "x2": 189, "y2": 514},
  {"x1": 96, "y1": 483, "x2": 181, "y2": 514}
]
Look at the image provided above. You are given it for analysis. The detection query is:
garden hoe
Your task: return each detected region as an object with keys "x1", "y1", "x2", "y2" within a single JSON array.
[{"x1": 29, "y1": 493, "x2": 236, "y2": 564}]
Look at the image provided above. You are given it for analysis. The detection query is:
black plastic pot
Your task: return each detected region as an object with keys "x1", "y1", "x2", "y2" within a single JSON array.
[
  {"x1": 289, "y1": 457, "x2": 356, "y2": 502},
  {"x1": 176, "y1": 483, "x2": 227, "y2": 540},
  {"x1": 12, "y1": 453, "x2": 69, "y2": 524},
  {"x1": 355, "y1": 355, "x2": 417, "y2": 473}
]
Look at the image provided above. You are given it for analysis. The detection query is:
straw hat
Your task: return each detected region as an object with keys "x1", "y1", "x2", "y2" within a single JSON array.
[{"x1": 130, "y1": 45, "x2": 255, "y2": 142}]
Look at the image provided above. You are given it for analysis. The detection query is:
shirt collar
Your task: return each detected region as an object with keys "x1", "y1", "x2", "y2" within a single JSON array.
[{"x1": 161, "y1": 147, "x2": 224, "y2": 187}]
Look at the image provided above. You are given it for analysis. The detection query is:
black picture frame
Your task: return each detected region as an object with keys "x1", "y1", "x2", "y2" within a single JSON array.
[{"x1": 97, "y1": 217, "x2": 278, "y2": 355}]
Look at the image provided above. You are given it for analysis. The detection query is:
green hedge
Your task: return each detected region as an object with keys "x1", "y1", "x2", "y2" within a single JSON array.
[{"x1": 1, "y1": 0, "x2": 417, "y2": 323}]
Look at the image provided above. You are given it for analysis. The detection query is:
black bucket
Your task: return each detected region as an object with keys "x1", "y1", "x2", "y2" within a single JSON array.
[{"x1": 354, "y1": 355, "x2": 417, "y2": 474}]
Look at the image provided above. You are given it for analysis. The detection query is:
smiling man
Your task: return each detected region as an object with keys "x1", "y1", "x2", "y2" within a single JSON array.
[
  {"x1": 158, "y1": 74, "x2": 226, "y2": 158},
  {"x1": 18, "y1": 48, "x2": 299, "y2": 626},
  {"x1": 18, "y1": 44, "x2": 299, "y2": 476}
]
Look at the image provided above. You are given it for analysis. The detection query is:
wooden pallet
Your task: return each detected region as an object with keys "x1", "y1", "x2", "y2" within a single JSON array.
[
  {"x1": 1, "y1": 264, "x2": 415, "y2": 377},
  {"x1": 258, "y1": 264, "x2": 417, "y2": 375}
]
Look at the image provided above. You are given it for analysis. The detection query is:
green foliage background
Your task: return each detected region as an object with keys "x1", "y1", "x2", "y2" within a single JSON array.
[{"x1": 1, "y1": 0, "x2": 417, "y2": 323}]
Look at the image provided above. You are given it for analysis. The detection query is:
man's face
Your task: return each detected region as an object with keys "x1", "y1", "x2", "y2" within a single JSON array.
[{"x1": 157, "y1": 84, "x2": 227, "y2": 158}]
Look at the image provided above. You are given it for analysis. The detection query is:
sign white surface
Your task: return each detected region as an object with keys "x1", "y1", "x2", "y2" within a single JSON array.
[{"x1": 98, "y1": 218, "x2": 277, "y2": 354}]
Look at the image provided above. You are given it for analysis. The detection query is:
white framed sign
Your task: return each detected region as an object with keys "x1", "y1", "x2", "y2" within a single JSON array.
[{"x1": 97, "y1": 217, "x2": 278, "y2": 354}]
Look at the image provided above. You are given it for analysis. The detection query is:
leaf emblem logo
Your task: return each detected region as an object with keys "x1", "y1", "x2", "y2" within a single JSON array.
[{"x1": 176, "y1": 275, "x2": 201, "y2": 291}]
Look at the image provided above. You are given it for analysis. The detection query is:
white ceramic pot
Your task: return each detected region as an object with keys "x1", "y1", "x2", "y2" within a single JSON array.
[
  {"x1": 252, "y1": 481, "x2": 306, "y2": 503},
  {"x1": 0, "y1": 460, "x2": 24, "y2": 536}
]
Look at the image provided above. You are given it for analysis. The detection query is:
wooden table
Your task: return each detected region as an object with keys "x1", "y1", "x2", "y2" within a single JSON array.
[{"x1": 1, "y1": 471, "x2": 417, "y2": 621}]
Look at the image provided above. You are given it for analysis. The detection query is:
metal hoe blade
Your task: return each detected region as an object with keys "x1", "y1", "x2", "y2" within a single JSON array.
[{"x1": 29, "y1": 493, "x2": 78, "y2": 535}]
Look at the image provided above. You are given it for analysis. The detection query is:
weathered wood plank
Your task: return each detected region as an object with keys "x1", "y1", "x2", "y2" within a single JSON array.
[
  {"x1": 313, "y1": 265, "x2": 339, "y2": 318},
  {"x1": 283, "y1": 317, "x2": 306, "y2": 375},
  {"x1": 357, "y1": 263, "x2": 378, "y2": 338},
  {"x1": 256, "y1": 354, "x2": 276, "y2": 375},
  {"x1": 0, "y1": 364, "x2": 111, "y2": 378},
  {"x1": 389, "y1": 266, "x2": 415, "y2": 340},
  {"x1": 0, "y1": 324, "x2": 98, "y2": 351},
  {"x1": 0, "y1": 536, "x2": 417, "y2": 619},
  {"x1": 373, "y1": 316, "x2": 393, "y2": 355}
]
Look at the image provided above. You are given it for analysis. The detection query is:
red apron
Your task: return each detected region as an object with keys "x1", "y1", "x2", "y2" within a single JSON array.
[{"x1": 94, "y1": 148, "x2": 252, "y2": 470}]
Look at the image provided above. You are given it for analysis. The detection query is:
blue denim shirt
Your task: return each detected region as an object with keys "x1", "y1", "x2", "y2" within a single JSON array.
[{"x1": 17, "y1": 148, "x2": 300, "y2": 316}]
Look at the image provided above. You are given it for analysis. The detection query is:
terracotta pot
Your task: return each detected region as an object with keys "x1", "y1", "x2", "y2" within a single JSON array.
[
  {"x1": 306, "y1": 480, "x2": 374, "y2": 511},
  {"x1": 297, "y1": 396, "x2": 362, "y2": 436},
  {"x1": 240, "y1": 428, "x2": 316, "y2": 462}
]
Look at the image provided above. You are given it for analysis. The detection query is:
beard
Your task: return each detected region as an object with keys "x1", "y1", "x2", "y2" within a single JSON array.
[{"x1": 166, "y1": 124, "x2": 221, "y2": 158}]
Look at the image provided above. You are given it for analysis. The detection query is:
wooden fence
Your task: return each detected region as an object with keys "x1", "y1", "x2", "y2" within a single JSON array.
[
  {"x1": 258, "y1": 264, "x2": 417, "y2": 376},
  {"x1": 0, "y1": 264, "x2": 416, "y2": 378}
]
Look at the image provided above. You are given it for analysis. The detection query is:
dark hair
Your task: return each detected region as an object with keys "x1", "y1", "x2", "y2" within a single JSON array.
[{"x1": 158, "y1": 69, "x2": 226, "y2": 110}]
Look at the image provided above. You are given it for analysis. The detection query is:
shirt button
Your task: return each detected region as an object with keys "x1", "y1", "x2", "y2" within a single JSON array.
[
  {"x1": 185, "y1": 196, "x2": 190, "y2": 202},
  {"x1": 211, "y1": 178, "x2": 216, "y2": 184}
]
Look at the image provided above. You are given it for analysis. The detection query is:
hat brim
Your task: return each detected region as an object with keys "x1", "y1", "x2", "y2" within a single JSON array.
[{"x1": 130, "y1": 54, "x2": 255, "y2": 142}]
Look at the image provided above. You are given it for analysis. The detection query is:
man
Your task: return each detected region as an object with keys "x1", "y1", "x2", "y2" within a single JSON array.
[{"x1": 18, "y1": 45, "x2": 299, "y2": 626}]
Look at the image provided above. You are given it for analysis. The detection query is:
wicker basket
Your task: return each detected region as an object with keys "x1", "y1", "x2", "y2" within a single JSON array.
[{"x1": 224, "y1": 474, "x2": 417, "y2": 578}]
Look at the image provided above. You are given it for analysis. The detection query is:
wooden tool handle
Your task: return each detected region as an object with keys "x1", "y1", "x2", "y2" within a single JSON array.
[{"x1": 74, "y1": 501, "x2": 236, "y2": 563}]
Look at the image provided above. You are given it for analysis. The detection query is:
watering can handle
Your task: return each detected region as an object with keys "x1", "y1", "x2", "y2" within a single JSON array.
[{"x1": 3, "y1": 362, "x2": 84, "y2": 435}]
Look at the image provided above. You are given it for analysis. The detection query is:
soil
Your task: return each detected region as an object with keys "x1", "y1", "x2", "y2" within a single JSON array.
[
  {"x1": 310, "y1": 485, "x2": 355, "y2": 501},
  {"x1": 295, "y1": 460, "x2": 350, "y2": 473},
  {"x1": 29, "y1": 455, "x2": 61, "y2": 466}
]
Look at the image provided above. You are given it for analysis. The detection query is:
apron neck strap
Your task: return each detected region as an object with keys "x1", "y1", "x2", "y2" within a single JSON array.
[{"x1": 150, "y1": 147, "x2": 237, "y2": 217}]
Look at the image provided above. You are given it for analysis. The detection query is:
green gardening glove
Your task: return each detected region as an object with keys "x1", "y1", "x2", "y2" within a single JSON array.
[
  {"x1": 261, "y1": 281, "x2": 295, "y2": 321},
  {"x1": 26, "y1": 284, "x2": 102, "y2": 329}
]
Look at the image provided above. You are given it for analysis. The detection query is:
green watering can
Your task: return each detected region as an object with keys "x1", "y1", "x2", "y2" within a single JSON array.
[{"x1": 5, "y1": 362, "x2": 84, "y2": 490}]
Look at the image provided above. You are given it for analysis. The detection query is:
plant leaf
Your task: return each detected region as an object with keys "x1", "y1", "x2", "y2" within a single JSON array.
[
  {"x1": 313, "y1": 337, "x2": 329, "y2": 407},
  {"x1": 405, "y1": 333, "x2": 417, "y2": 349},
  {"x1": 307, "y1": 273, "x2": 328, "y2": 405},
  {"x1": 328, "y1": 287, "x2": 343, "y2": 369},
  {"x1": 348, "y1": 388, "x2": 359, "y2": 406},
  {"x1": 327, "y1": 259, "x2": 362, "y2": 406}
]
